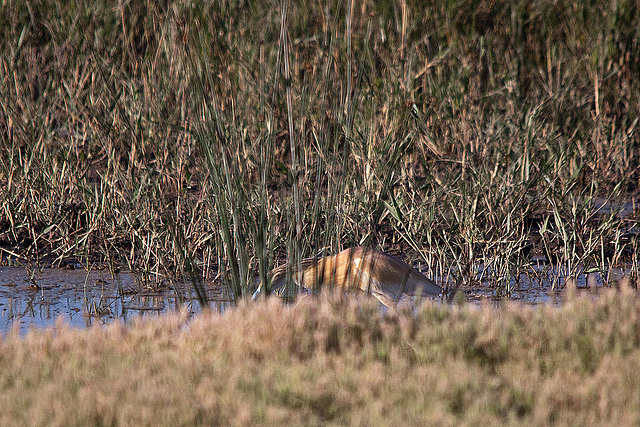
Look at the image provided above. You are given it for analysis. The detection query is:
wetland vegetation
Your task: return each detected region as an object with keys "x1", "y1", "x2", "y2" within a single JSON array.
[
  {"x1": 1, "y1": 0, "x2": 639, "y2": 423},
  {"x1": 1, "y1": 0, "x2": 638, "y2": 298}
]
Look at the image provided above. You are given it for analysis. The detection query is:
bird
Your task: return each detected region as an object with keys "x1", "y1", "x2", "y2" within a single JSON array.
[{"x1": 253, "y1": 246, "x2": 442, "y2": 307}]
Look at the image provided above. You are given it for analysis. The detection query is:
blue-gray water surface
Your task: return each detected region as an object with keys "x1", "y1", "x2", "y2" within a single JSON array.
[{"x1": 0, "y1": 263, "x2": 630, "y2": 336}]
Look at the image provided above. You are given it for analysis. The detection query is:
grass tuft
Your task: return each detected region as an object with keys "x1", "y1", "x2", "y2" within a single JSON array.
[{"x1": 2, "y1": 292, "x2": 640, "y2": 424}]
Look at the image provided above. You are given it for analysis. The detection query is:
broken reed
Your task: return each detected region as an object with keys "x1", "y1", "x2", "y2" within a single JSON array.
[{"x1": 0, "y1": 0, "x2": 638, "y2": 299}]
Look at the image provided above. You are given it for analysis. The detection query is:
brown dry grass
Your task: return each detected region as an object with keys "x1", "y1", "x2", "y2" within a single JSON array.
[{"x1": 2, "y1": 289, "x2": 640, "y2": 425}]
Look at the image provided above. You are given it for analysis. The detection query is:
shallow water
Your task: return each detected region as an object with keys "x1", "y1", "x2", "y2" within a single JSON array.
[
  {"x1": 462, "y1": 261, "x2": 625, "y2": 304},
  {"x1": 0, "y1": 264, "x2": 630, "y2": 336},
  {"x1": 0, "y1": 267, "x2": 231, "y2": 336}
]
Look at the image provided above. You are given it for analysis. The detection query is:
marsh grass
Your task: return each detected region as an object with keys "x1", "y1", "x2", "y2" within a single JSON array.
[
  {"x1": 2, "y1": 291, "x2": 640, "y2": 424},
  {"x1": 0, "y1": 0, "x2": 638, "y2": 299}
]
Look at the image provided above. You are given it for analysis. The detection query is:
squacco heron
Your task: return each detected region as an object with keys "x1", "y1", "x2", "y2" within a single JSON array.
[{"x1": 254, "y1": 247, "x2": 442, "y2": 307}]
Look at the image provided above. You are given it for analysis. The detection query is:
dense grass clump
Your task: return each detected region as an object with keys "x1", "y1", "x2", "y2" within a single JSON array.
[
  {"x1": 0, "y1": 0, "x2": 638, "y2": 296},
  {"x1": 2, "y1": 291, "x2": 640, "y2": 425}
]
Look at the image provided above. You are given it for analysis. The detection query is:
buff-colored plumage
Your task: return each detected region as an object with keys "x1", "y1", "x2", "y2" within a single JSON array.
[{"x1": 262, "y1": 247, "x2": 441, "y2": 307}]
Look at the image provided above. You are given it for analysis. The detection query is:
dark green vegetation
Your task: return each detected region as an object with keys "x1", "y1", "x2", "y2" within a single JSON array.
[
  {"x1": 1, "y1": 0, "x2": 638, "y2": 298},
  {"x1": 2, "y1": 291, "x2": 640, "y2": 425}
]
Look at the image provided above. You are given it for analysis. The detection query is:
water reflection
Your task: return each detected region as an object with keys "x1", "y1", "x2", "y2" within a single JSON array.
[
  {"x1": 0, "y1": 267, "x2": 230, "y2": 335},
  {"x1": 0, "y1": 264, "x2": 633, "y2": 335},
  {"x1": 460, "y1": 262, "x2": 630, "y2": 305}
]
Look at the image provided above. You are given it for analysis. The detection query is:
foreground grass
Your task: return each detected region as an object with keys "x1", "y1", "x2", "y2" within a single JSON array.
[{"x1": 2, "y1": 290, "x2": 640, "y2": 425}]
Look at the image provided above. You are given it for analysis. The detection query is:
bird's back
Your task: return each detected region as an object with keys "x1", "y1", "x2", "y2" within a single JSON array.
[{"x1": 268, "y1": 247, "x2": 441, "y2": 306}]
